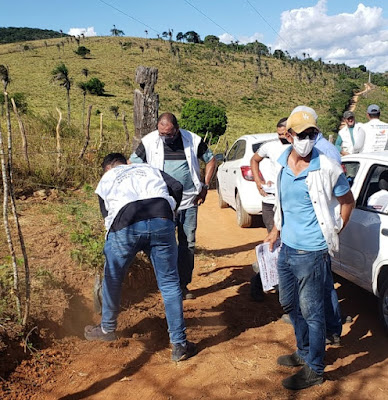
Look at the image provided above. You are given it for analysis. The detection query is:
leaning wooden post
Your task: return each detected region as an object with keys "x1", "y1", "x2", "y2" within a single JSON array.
[
  {"x1": 56, "y1": 107, "x2": 62, "y2": 173},
  {"x1": 11, "y1": 98, "x2": 30, "y2": 173},
  {"x1": 0, "y1": 113, "x2": 21, "y2": 320},
  {"x1": 133, "y1": 66, "x2": 159, "y2": 151},
  {"x1": 79, "y1": 104, "x2": 92, "y2": 159},
  {"x1": 98, "y1": 112, "x2": 104, "y2": 151},
  {"x1": 122, "y1": 112, "x2": 130, "y2": 154}
]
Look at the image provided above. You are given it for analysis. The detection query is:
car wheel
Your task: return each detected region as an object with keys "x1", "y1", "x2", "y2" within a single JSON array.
[
  {"x1": 379, "y1": 279, "x2": 388, "y2": 335},
  {"x1": 236, "y1": 192, "x2": 252, "y2": 228},
  {"x1": 217, "y1": 180, "x2": 228, "y2": 209}
]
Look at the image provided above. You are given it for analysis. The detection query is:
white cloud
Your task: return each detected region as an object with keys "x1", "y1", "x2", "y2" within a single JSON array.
[
  {"x1": 274, "y1": 0, "x2": 388, "y2": 72},
  {"x1": 219, "y1": 32, "x2": 264, "y2": 45},
  {"x1": 68, "y1": 27, "x2": 97, "y2": 37}
]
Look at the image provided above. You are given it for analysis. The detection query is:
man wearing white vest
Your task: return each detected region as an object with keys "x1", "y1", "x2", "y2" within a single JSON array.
[
  {"x1": 265, "y1": 111, "x2": 354, "y2": 390},
  {"x1": 362, "y1": 104, "x2": 388, "y2": 152},
  {"x1": 335, "y1": 111, "x2": 365, "y2": 155},
  {"x1": 84, "y1": 153, "x2": 197, "y2": 362},
  {"x1": 130, "y1": 113, "x2": 216, "y2": 300}
]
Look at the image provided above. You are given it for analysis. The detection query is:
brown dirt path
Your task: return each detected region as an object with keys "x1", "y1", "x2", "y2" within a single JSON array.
[{"x1": 2, "y1": 190, "x2": 388, "y2": 399}]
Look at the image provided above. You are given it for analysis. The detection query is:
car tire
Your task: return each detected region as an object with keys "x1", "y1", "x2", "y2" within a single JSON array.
[
  {"x1": 236, "y1": 192, "x2": 252, "y2": 228},
  {"x1": 379, "y1": 279, "x2": 388, "y2": 335},
  {"x1": 217, "y1": 180, "x2": 228, "y2": 209}
]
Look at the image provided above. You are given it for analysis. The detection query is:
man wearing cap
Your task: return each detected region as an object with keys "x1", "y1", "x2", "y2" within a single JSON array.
[
  {"x1": 265, "y1": 110, "x2": 354, "y2": 390},
  {"x1": 335, "y1": 111, "x2": 366, "y2": 155},
  {"x1": 290, "y1": 105, "x2": 341, "y2": 164},
  {"x1": 362, "y1": 104, "x2": 388, "y2": 152}
]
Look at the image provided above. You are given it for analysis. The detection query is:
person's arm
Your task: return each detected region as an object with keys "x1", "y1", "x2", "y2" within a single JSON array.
[
  {"x1": 195, "y1": 156, "x2": 216, "y2": 206},
  {"x1": 336, "y1": 190, "x2": 355, "y2": 231},
  {"x1": 335, "y1": 135, "x2": 345, "y2": 154},
  {"x1": 129, "y1": 142, "x2": 147, "y2": 164},
  {"x1": 160, "y1": 170, "x2": 183, "y2": 209},
  {"x1": 98, "y1": 195, "x2": 108, "y2": 218},
  {"x1": 264, "y1": 226, "x2": 280, "y2": 252},
  {"x1": 250, "y1": 152, "x2": 267, "y2": 197}
]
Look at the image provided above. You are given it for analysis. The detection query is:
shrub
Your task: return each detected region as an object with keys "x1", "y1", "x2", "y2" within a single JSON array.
[
  {"x1": 86, "y1": 77, "x2": 105, "y2": 96},
  {"x1": 180, "y1": 98, "x2": 227, "y2": 142}
]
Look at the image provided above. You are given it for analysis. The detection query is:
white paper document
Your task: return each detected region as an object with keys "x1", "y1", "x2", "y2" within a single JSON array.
[{"x1": 255, "y1": 241, "x2": 281, "y2": 291}]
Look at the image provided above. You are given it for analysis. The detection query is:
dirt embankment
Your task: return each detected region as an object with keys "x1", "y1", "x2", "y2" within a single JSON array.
[{"x1": 1, "y1": 190, "x2": 388, "y2": 399}]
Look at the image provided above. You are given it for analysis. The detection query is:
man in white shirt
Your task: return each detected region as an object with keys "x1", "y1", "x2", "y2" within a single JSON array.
[
  {"x1": 84, "y1": 153, "x2": 197, "y2": 362},
  {"x1": 362, "y1": 104, "x2": 388, "y2": 152},
  {"x1": 335, "y1": 111, "x2": 365, "y2": 155}
]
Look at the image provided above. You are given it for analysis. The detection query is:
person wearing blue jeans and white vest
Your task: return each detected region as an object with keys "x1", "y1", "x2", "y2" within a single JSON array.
[
  {"x1": 130, "y1": 113, "x2": 216, "y2": 300},
  {"x1": 265, "y1": 111, "x2": 354, "y2": 390},
  {"x1": 84, "y1": 153, "x2": 197, "y2": 362}
]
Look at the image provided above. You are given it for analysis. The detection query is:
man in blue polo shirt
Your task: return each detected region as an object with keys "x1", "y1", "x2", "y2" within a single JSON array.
[{"x1": 265, "y1": 111, "x2": 354, "y2": 390}]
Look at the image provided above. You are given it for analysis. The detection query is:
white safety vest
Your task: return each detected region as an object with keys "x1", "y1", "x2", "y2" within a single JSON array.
[{"x1": 362, "y1": 119, "x2": 388, "y2": 153}]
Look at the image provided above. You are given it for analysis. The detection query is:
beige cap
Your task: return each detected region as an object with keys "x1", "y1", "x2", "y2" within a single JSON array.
[{"x1": 286, "y1": 111, "x2": 318, "y2": 134}]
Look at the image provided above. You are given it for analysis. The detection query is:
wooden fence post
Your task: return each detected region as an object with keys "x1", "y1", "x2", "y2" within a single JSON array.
[
  {"x1": 11, "y1": 98, "x2": 30, "y2": 173},
  {"x1": 133, "y1": 66, "x2": 159, "y2": 151},
  {"x1": 79, "y1": 105, "x2": 92, "y2": 159}
]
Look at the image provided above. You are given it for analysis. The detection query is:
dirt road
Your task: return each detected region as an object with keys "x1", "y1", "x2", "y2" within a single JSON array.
[{"x1": 2, "y1": 190, "x2": 388, "y2": 399}]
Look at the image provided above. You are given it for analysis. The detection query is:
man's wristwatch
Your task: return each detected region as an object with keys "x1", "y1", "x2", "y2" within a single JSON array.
[{"x1": 203, "y1": 184, "x2": 209, "y2": 190}]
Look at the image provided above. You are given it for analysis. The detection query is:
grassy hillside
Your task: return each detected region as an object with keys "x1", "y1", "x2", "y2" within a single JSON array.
[{"x1": 0, "y1": 35, "x2": 387, "y2": 188}]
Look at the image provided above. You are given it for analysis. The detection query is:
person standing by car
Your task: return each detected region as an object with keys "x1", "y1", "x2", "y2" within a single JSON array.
[
  {"x1": 265, "y1": 111, "x2": 354, "y2": 390},
  {"x1": 84, "y1": 153, "x2": 197, "y2": 362},
  {"x1": 362, "y1": 104, "x2": 388, "y2": 152},
  {"x1": 130, "y1": 113, "x2": 216, "y2": 300},
  {"x1": 251, "y1": 117, "x2": 290, "y2": 232},
  {"x1": 335, "y1": 111, "x2": 365, "y2": 155}
]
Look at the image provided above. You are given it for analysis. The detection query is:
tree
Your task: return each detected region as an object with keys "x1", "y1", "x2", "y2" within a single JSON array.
[
  {"x1": 52, "y1": 63, "x2": 71, "y2": 124},
  {"x1": 176, "y1": 32, "x2": 184, "y2": 42},
  {"x1": 358, "y1": 65, "x2": 367, "y2": 72},
  {"x1": 110, "y1": 25, "x2": 124, "y2": 36},
  {"x1": 184, "y1": 31, "x2": 201, "y2": 43},
  {"x1": 85, "y1": 77, "x2": 105, "y2": 96},
  {"x1": 74, "y1": 46, "x2": 90, "y2": 58},
  {"x1": 273, "y1": 49, "x2": 286, "y2": 60},
  {"x1": 180, "y1": 98, "x2": 227, "y2": 142},
  {"x1": 204, "y1": 35, "x2": 219, "y2": 48}
]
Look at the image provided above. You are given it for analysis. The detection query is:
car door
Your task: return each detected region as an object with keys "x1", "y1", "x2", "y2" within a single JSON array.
[
  {"x1": 226, "y1": 140, "x2": 246, "y2": 208},
  {"x1": 338, "y1": 162, "x2": 388, "y2": 292},
  {"x1": 217, "y1": 141, "x2": 240, "y2": 204}
]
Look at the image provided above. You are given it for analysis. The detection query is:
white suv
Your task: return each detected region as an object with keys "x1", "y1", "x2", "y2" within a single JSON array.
[
  {"x1": 216, "y1": 133, "x2": 277, "y2": 227},
  {"x1": 332, "y1": 151, "x2": 388, "y2": 333}
]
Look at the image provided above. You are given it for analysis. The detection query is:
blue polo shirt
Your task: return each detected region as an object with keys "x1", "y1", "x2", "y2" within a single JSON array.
[{"x1": 278, "y1": 147, "x2": 349, "y2": 251}]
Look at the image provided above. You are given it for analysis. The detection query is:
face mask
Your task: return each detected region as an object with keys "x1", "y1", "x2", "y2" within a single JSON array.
[
  {"x1": 292, "y1": 135, "x2": 315, "y2": 157},
  {"x1": 161, "y1": 134, "x2": 176, "y2": 145},
  {"x1": 279, "y1": 138, "x2": 289, "y2": 145}
]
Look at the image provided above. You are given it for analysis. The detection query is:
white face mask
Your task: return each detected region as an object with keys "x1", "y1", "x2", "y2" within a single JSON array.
[{"x1": 292, "y1": 135, "x2": 315, "y2": 157}]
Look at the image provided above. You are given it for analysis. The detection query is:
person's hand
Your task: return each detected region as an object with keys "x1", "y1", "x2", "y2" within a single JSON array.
[
  {"x1": 264, "y1": 228, "x2": 279, "y2": 252},
  {"x1": 194, "y1": 187, "x2": 208, "y2": 206},
  {"x1": 256, "y1": 183, "x2": 268, "y2": 197}
]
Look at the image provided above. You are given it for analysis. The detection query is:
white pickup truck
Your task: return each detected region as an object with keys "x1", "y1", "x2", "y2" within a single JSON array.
[{"x1": 332, "y1": 151, "x2": 388, "y2": 334}]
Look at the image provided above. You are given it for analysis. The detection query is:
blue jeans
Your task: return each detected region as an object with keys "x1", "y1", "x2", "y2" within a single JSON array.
[
  {"x1": 176, "y1": 206, "x2": 198, "y2": 288},
  {"x1": 101, "y1": 218, "x2": 186, "y2": 345},
  {"x1": 278, "y1": 244, "x2": 330, "y2": 374}
]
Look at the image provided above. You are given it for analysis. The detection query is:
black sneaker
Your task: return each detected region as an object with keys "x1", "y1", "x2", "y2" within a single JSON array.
[
  {"x1": 84, "y1": 325, "x2": 116, "y2": 341},
  {"x1": 277, "y1": 352, "x2": 306, "y2": 367},
  {"x1": 171, "y1": 341, "x2": 197, "y2": 362},
  {"x1": 326, "y1": 333, "x2": 341, "y2": 347},
  {"x1": 282, "y1": 364, "x2": 324, "y2": 390},
  {"x1": 181, "y1": 287, "x2": 196, "y2": 300}
]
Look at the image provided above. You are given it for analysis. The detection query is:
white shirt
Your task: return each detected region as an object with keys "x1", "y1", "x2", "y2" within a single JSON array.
[
  {"x1": 368, "y1": 190, "x2": 388, "y2": 213},
  {"x1": 257, "y1": 140, "x2": 290, "y2": 205},
  {"x1": 362, "y1": 118, "x2": 388, "y2": 153}
]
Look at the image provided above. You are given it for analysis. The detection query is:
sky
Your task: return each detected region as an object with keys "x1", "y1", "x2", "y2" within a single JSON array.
[{"x1": 1, "y1": 0, "x2": 388, "y2": 72}]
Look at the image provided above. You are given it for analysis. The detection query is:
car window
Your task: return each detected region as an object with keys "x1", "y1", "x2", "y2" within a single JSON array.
[
  {"x1": 226, "y1": 142, "x2": 240, "y2": 161},
  {"x1": 358, "y1": 164, "x2": 388, "y2": 214},
  {"x1": 234, "y1": 140, "x2": 246, "y2": 160},
  {"x1": 341, "y1": 161, "x2": 360, "y2": 188}
]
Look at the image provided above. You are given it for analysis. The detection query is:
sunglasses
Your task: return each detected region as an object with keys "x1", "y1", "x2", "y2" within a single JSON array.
[{"x1": 288, "y1": 129, "x2": 318, "y2": 140}]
